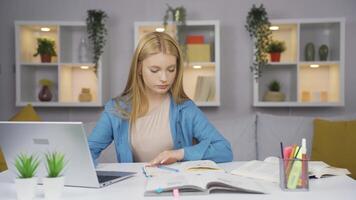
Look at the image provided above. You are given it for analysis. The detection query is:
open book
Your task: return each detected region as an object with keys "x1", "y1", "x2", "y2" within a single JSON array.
[
  {"x1": 143, "y1": 160, "x2": 224, "y2": 177},
  {"x1": 230, "y1": 157, "x2": 351, "y2": 183},
  {"x1": 144, "y1": 172, "x2": 267, "y2": 196}
]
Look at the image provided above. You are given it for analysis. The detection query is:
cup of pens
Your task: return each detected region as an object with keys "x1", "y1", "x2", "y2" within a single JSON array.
[
  {"x1": 279, "y1": 157, "x2": 309, "y2": 191},
  {"x1": 280, "y1": 139, "x2": 309, "y2": 191}
]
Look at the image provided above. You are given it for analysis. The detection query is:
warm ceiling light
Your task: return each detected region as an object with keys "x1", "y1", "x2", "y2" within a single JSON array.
[
  {"x1": 155, "y1": 27, "x2": 165, "y2": 32},
  {"x1": 310, "y1": 64, "x2": 319, "y2": 68},
  {"x1": 192, "y1": 65, "x2": 202, "y2": 69},
  {"x1": 80, "y1": 65, "x2": 90, "y2": 69},
  {"x1": 40, "y1": 27, "x2": 51, "y2": 32},
  {"x1": 269, "y1": 26, "x2": 279, "y2": 31}
]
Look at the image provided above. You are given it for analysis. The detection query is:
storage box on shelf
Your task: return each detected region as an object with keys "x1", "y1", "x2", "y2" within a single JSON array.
[
  {"x1": 253, "y1": 18, "x2": 344, "y2": 107},
  {"x1": 15, "y1": 21, "x2": 109, "y2": 107},
  {"x1": 134, "y1": 21, "x2": 220, "y2": 106}
]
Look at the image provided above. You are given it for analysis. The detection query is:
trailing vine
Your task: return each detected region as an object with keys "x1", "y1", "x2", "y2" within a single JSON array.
[
  {"x1": 245, "y1": 4, "x2": 272, "y2": 79},
  {"x1": 86, "y1": 10, "x2": 108, "y2": 72}
]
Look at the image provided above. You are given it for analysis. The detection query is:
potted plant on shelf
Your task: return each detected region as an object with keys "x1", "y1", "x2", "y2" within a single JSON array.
[
  {"x1": 38, "y1": 79, "x2": 53, "y2": 102},
  {"x1": 33, "y1": 38, "x2": 57, "y2": 63},
  {"x1": 245, "y1": 4, "x2": 272, "y2": 79},
  {"x1": 43, "y1": 151, "x2": 67, "y2": 200},
  {"x1": 13, "y1": 153, "x2": 40, "y2": 200},
  {"x1": 263, "y1": 80, "x2": 285, "y2": 101},
  {"x1": 86, "y1": 9, "x2": 108, "y2": 73},
  {"x1": 265, "y1": 40, "x2": 286, "y2": 62}
]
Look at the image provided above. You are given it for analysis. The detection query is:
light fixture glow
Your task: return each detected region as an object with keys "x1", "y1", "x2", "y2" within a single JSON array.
[
  {"x1": 310, "y1": 64, "x2": 319, "y2": 68},
  {"x1": 269, "y1": 26, "x2": 279, "y2": 31},
  {"x1": 192, "y1": 65, "x2": 202, "y2": 69},
  {"x1": 80, "y1": 65, "x2": 90, "y2": 69},
  {"x1": 155, "y1": 27, "x2": 165, "y2": 32},
  {"x1": 40, "y1": 27, "x2": 51, "y2": 32}
]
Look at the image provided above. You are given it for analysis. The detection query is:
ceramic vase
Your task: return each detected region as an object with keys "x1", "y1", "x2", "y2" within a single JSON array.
[
  {"x1": 304, "y1": 42, "x2": 315, "y2": 61},
  {"x1": 319, "y1": 44, "x2": 329, "y2": 61},
  {"x1": 38, "y1": 85, "x2": 53, "y2": 101}
]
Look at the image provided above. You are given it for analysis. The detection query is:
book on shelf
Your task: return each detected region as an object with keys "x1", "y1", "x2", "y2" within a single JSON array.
[
  {"x1": 143, "y1": 160, "x2": 224, "y2": 177},
  {"x1": 144, "y1": 172, "x2": 267, "y2": 196},
  {"x1": 230, "y1": 156, "x2": 351, "y2": 183},
  {"x1": 194, "y1": 76, "x2": 215, "y2": 102}
]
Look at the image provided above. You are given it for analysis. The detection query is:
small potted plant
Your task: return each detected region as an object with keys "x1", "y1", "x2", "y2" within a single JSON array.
[
  {"x1": 33, "y1": 38, "x2": 57, "y2": 63},
  {"x1": 38, "y1": 79, "x2": 53, "y2": 102},
  {"x1": 265, "y1": 40, "x2": 286, "y2": 62},
  {"x1": 263, "y1": 80, "x2": 285, "y2": 101},
  {"x1": 13, "y1": 153, "x2": 40, "y2": 200},
  {"x1": 43, "y1": 151, "x2": 67, "y2": 200}
]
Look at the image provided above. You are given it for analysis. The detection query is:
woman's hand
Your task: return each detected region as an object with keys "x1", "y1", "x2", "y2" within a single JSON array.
[{"x1": 147, "y1": 149, "x2": 184, "y2": 166}]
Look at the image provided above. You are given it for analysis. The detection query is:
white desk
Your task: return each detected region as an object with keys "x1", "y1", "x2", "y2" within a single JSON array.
[{"x1": 1, "y1": 162, "x2": 355, "y2": 200}]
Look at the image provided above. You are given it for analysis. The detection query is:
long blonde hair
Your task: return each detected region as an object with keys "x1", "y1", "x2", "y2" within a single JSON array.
[{"x1": 115, "y1": 31, "x2": 189, "y2": 124}]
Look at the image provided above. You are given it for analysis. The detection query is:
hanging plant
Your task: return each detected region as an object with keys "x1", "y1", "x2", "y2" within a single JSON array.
[
  {"x1": 245, "y1": 4, "x2": 272, "y2": 79},
  {"x1": 163, "y1": 4, "x2": 187, "y2": 60},
  {"x1": 86, "y1": 9, "x2": 108, "y2": 72}
]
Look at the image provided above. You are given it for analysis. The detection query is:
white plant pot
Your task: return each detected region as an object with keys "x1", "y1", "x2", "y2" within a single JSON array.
[
  {"x1": 14, "y1": 177, "x2": 38, "y2": 200},
  {"x1": 43, "y1": 176, "x2": 65, "y2": 200}
]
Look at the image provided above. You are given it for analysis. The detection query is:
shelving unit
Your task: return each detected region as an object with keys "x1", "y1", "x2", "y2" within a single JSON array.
[
  {"x1": 15, "y1": 21, "x2": 109, "y2": 107},
  {"x1": 253, "y1": 18, "x2": 345, "y2": 107},
  {"x1": 134, "y1": 21, "x2": 220, "y2": 107}
]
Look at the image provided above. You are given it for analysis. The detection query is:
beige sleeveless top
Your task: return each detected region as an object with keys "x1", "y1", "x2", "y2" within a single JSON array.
[{"x1": 130, "y1": 96, "x2": 173, "y2": 162}]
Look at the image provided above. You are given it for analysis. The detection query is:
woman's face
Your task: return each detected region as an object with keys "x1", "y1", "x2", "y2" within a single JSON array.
[{"x1": 141, "y1": 52, "x2": 177, "y2": 96}]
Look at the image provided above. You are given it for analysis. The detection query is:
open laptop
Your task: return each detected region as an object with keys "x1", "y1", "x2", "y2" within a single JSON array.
[{"x1": 0, "y1": 121, "x2": 136, "y2": 188}]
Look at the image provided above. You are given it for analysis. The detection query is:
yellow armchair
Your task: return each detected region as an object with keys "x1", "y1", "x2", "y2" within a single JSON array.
[{"x1": 0, "y1": 104, "x2": 41, "y2": 172}]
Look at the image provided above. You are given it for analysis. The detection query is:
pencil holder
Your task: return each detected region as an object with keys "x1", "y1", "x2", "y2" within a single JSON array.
[{"x1": 279, "y1": 157, "x2": 309, "y2": 191}]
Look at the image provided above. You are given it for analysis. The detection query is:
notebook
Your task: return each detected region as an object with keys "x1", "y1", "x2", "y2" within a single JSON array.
[{"x1": 144, "y1": 172, "x2": 267, "y2": 196}]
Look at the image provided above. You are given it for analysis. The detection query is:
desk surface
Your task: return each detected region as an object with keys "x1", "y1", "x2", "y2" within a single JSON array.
[{"x1": 1, "y1": 162, "x2": 355, "y2": 200}]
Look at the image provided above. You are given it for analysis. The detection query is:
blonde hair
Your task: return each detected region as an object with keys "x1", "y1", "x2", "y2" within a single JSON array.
[{"x1": 115, "y1": 32, "x2": 189, "y2": 125}]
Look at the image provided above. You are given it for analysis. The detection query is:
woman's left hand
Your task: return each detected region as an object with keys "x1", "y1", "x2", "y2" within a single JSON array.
[{"x1": 147, "y1": 149, "x2": 184, "y2": 166}]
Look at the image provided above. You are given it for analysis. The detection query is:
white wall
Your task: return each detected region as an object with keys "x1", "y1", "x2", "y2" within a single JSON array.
[{"x1": 1, "y1": 0, "x2": 356, "y2": 124}]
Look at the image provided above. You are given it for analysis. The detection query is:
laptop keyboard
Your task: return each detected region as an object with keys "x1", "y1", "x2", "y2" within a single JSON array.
[{"x1": 97, "y1": 175, "x2": 119, "y2": 183}]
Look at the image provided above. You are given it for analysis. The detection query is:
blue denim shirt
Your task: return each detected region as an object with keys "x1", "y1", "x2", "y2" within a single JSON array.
[{"x1": 88, "y1": 96, "x2": 233, "y2": 163}]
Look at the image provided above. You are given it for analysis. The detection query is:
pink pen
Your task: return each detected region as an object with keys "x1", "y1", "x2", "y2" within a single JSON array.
[{"x1": 173, "y1": 188, "x2": 180, "y2": 199}]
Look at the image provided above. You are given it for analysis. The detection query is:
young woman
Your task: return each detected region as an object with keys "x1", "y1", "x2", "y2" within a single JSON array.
[{"x1": 88, "y1": 32, "x2": 232, "y2": 166}]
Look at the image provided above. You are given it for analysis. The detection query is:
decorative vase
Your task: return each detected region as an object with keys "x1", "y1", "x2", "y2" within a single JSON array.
[
  {"x1": 263, "y1": 91, "x2": 285, "y2": 102},
  {"x1": 40, "y1": 54, "x2": 51, "y2": 63},
  {"x1": 304, "y1": 42, "x2": 315, "y2": 61},
  {"x1": 38, "y1": 85, "x2": 53, "y2": 101},
  {"x1": 43, "y1": 176, "x2": 65, "y2": 200},
  {"x1": 270, "y1": 52, "x2": 281, "y2": 62},
  {"x1": 319, "y1": 44, "x2": 329, "y2": 61},
  {"x1": 14, "y1": 177, "x2": 38, "y2": 200},
  {"x1": 78, "y1": 88, "x2": 92, "y2": 102},
  {"x1": 78, "y1": 36, "x2": 89, "y2": 63}
]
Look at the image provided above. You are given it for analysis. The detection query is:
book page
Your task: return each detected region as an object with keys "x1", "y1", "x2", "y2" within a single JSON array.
[
  {"x1": 231, "y1": 160, "x2": 279, "y2": 183},
  {"x1": 180, "y1": 160, "x2": 224, "y2": 173},
  {"x1": 143, "y1": 160, "x2": 224, "y2": 177},
  {"x1": 309, "y1": 161, "x2": 351, "y2": 178},
  {"x1": 206, "y1": 173, "x2": 267, "y2": 194},
  {"x1": 145, "y1": 174, "x2": 206, "y2": 194}
]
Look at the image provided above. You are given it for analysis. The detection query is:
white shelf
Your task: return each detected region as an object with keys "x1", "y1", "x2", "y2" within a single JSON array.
[
  {"x1": 15, "y1": 21, "x2": 109, "y2": 107},
  {"x1": 253, "y1": 18, "x2": 345, "y2": 107},
  {"x1": 134, "y1": 20, "x2": 220, "y2": 107}
]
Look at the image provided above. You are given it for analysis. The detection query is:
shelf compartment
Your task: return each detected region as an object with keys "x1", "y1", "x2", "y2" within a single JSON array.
[
  {"x1": 300, "y1": 22, "x2": 340, "y2": 61},
  {"x1": 299, "y1": 63, "x2": 340, "y2": 103},
  {"x1": 269, "y1": 23, "x2": 298, "y2": 62},
  {"x1": 20, "y1": 64, "x2": 58, "y2": 102},
  {"x1": 59, "y1": 64, "x2": 98, "y2": 103},
  {"x1": 258, "y1": 64, "x2": 297, "y2": 102},
  {"x1": 18, "y1": 24, "x2": 59, "y2": 64},
  {"x1": 183, "y1": 66, "x2": 216, "y2": 103},
  {"x1": 60, "y1": 25, "x2": 91, "y2": 63}
]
